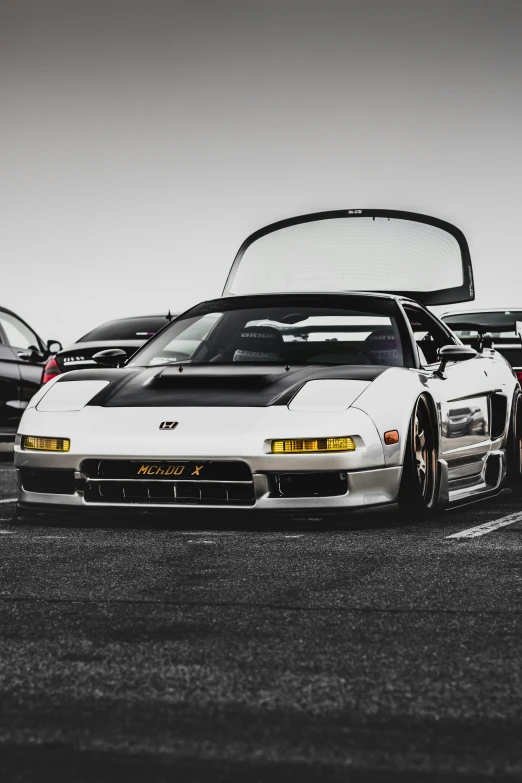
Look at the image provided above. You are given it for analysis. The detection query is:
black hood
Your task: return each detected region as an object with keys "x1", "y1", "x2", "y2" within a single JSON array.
[{"x1": 59, "y1": 363, "x2": 388, "y2": 408}]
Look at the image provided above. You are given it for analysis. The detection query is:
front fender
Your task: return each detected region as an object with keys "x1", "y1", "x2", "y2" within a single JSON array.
[{"x1": 352, "y1": 367, "x2": 437, "y2": 466}]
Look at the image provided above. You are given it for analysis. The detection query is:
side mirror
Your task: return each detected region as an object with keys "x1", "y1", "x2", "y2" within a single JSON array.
[
  {"x1": 435, "y1": 344, "x2": 477, "y2": 379},
  {"x1": 92, "y1": 348, "x2": 128, "y2": 367},
  {"x1": 47, "y1": 339, "x2": 62, "y2": 354},
  {"x1": 481, "y1": 333, "x2": 494, "y2": 350}
]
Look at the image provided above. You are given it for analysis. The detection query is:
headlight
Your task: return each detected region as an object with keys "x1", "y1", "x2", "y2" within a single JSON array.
[
  {"x1": 36, "y1": 380, "x2": 110, "y2": 412},
  {"x1": 288, "y1": 379, "x2": 369, "y2": 412},
  {"x1": 22, "y1": 436, "x2": 70, "y2": 452},
  {"x1": 271, "y1": 436, "x2": 356, "y2": 453}
]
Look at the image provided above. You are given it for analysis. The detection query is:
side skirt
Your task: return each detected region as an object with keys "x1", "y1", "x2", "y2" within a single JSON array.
[{"x1": 447, "y1": 450, "x2": 506, "y2": 508}]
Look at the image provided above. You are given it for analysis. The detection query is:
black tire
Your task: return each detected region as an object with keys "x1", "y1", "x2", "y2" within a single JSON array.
[
  {"x1": 398, "y1": 395, "x2": 439, "y2": 519},
  {"x1": 506, "y1": 389, "x2": 522, "y2": 495}
]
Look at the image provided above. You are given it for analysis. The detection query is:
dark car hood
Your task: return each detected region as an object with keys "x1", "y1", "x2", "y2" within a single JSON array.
[
  {"x1": 56, "y1": 340, "x2": 145, "y2": 372},
  {"x1": 58, "y1": 363, "x2": 387, "y2": 408}
]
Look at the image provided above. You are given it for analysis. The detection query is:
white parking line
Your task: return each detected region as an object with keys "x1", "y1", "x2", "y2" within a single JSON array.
[
  {"x1": 446, "y1": 511, "x2": 522, "y2": 539},
  {"x1": 180, "y1": 531, "x2": 228, "y2": 535},
  {"x1": 0, "y1": 498, "x2": 16, "y2": 505}
]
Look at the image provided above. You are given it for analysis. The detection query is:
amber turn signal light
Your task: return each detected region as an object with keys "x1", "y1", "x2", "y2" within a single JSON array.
[
  {"x1": 384, "y1": 430, "x2": 399, "y2": 445},
  {"x1": 271, "y1": 437, "x2": 356, "y2": 453},
  {"x1": 21, "y1": 436, "x2": 70, "y2": 452}
]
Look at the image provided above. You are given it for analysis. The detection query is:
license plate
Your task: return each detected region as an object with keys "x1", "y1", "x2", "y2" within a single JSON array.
[{"x1": 135, "y1": 462, "x2": 207, "y2": 479}]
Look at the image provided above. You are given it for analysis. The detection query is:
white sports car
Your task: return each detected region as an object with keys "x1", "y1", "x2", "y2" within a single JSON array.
[{"x1": 14, "y1": 210, "x2": 522, "y2": 521}]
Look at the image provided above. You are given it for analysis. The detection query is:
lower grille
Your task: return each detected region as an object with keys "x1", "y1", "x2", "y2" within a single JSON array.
[
  {"x1": 81, "y1": 460, "x2": 255, "y2": 506},
  {"x1": 83, "y1": 479, "x2": 255, "y2": 505},
  {"x1": 84, "y1": 472, "x2": 255, "y2": 506}
]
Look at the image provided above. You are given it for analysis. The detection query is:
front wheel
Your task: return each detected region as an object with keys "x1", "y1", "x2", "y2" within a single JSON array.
[{"x1": 398, "y1": 395, "x2": 439, "y2": 519}]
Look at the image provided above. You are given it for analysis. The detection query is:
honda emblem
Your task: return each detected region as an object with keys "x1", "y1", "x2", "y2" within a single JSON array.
[{"x1": 159, "y1": 421, "x2": 178, "y2": 430}]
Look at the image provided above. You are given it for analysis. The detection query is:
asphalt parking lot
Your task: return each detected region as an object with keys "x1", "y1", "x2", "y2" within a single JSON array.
[{"x1": 1, "y1": 457, "x2": 521, "y2": 782}]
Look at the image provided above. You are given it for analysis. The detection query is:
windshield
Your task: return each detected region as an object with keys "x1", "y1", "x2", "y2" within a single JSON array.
[
  {"x1": 129, "y1": 299, "x2": 406, "y2": 368},
  {"x1": 79, "y1": 316, "x2": 173, "y2": 342}
]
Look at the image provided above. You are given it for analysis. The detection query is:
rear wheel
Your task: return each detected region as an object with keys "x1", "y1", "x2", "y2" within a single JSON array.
[
  {"x1": 398, "y1": 395, "x2": 439, "y2": 518},
  {"x1": 506, "y1": 390, "x2": 522, "y2": 495}
]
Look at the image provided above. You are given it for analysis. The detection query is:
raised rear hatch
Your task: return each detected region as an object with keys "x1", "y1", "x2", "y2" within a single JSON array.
[{"x1": 224, "y1": 209, "x2": 474, "y2": 306}]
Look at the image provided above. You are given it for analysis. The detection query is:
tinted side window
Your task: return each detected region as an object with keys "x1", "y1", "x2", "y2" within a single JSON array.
[
  {"x1": 0, "y1": 312, "x2": 39, "y2": 351},
  {"x1": 79, "y1": 317, "x2": 172, "y2": 342},
  {"x1": 404, "y1": 306, "x2": 455, "y2": 366}
]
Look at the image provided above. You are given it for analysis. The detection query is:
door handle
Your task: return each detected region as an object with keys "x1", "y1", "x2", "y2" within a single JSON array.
[{"x1": 18, "y1": 350, "x2": 43, "y2": 362}]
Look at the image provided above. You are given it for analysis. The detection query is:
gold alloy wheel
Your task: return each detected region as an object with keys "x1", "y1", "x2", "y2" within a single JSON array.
[{"x1": 413, "y1": 396, "x2": 437, "y2": 506}]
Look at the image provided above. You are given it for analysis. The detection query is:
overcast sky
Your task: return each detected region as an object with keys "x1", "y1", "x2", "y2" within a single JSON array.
[{"x1": 2, "y1": 0, "x2": 522, "y2": 345}]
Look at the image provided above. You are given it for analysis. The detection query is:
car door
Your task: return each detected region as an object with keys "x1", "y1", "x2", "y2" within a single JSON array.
[
  {"x1": 0, "y1": 323, "x2": 23, "y2": 435},
  {"x1": 402, "y1": 303, "x2": 494, "y2": 484},
  {"x1": 0, "y1": 310, "x2": 46, "y2": 411}
]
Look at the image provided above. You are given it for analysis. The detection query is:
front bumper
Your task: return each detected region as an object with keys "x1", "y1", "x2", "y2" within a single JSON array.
[
  {"x1": 16, "y1": 464, "x2": 402, "y2": 512},
  {"x1": 15, "y1": 405, "x2": 401, "y2": 513}
]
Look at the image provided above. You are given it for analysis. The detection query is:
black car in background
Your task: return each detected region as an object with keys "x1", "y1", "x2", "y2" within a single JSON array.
[
  {"x1": 0, "y1": 306, "x2": 61, "y2": 440},
  {"x1": 42, "y1": 314, "x2": 175, "y2": 383},
  {"x1": 442, "y1": 309, "x2": 522, "y2": 383}
]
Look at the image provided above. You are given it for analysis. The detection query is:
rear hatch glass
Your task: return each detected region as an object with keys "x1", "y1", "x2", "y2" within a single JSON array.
[{"x1": 224, "y1": 210, "x2": 473, "y2": 306}]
